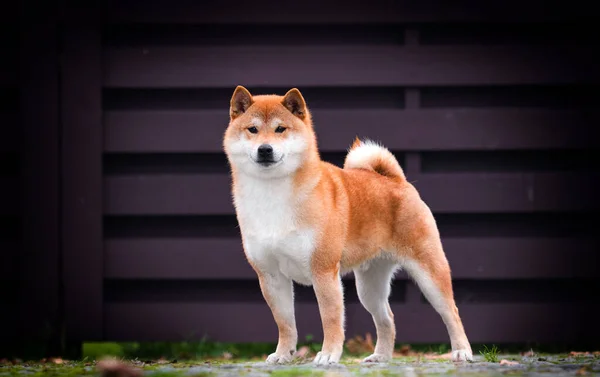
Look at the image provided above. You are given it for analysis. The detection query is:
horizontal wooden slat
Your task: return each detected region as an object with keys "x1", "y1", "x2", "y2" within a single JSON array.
[
  {"x1": 106, "y1": 0, "x2": 597, "y2": 23},
  {"x1": 104, "y1": 45, "x2": 598, "y2": 88},
  {"x1": 0, "y1": 177, "x2": 19, "y2": 215},
  {"x1": 105, "y1": 302, "x2": 600, "y2": 343},
  {"x1": 105, "y1": 239, "x2": 253, "y2": 279},
  {"x1": 104, "y1": 108, "x2": 599, "y2": 153},
  {"x1": 104, "y1": 237, "x2": 600, "y2": 280},
  {"x1": 104, "y1": 174, "x2": 233, "y2": 215},
  {"x1": 104, "y1": 173, "x2": 599, "y2": 215},
  {"x1": 415, "y1": 172, "x2": 599, "y2": 213}
]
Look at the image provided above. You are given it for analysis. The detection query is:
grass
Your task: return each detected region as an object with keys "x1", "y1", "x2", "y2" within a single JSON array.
[
  {"x1": 479, "y1": 345, "x2": 500, "y2": 363},
  {"x1": 2, "y1": 349, "x2": 599, "y2": 377},
  {"x1": 76, "y1": 341, "x2": 600, "y2": 362},
  {"x1": 271, "y1": 368, "x2": 325, "y2": 377}
]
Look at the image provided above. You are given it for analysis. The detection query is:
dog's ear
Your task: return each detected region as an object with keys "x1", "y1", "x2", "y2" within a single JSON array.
[
  {"x1": 281, "y1": 88, "x2": 307, "y2": 119},
  {"x1": 230, "y1": 86, "x2": 253, "y2": 119}
]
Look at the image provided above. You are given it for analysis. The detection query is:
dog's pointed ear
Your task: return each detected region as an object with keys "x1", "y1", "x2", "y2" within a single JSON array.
[
  {"x1": 230, "y1": 86, "x2": 253, "y2": 119},
  {"x1": 281, "y1": 88, "x2": 307, "y2": 119}
]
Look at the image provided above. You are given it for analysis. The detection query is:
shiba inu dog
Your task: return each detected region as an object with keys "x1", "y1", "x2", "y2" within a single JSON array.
[{"x1": 222, "y1": 86, "x2": 473, "y2": 365}]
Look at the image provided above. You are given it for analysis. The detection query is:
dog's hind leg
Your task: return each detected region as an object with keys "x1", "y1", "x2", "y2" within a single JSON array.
[
  {"x1": 401, "y1": 243, "x2": 473, "y2": 362},
  {"x1": 354, "y1": 258, "x2": 399, "y2": 363}
]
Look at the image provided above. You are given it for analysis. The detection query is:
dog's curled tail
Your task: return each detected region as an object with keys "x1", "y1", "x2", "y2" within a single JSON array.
[{"x1": 343, "y1": 137, "x2": 405, "y2": 181}]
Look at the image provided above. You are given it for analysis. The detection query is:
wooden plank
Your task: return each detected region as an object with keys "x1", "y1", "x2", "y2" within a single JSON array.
[
  {"x1": 105, "y1": 239, "x2": 254, "y2": 279},
  {"x1": 61, "y1": 24, "x2": 104, "y2": 340},
  {"x1": 17, "y1": 2, "x2": 61, "y2": 352},
  {"x1": 104, "y1": 108, "x2": 599, "y2": 153},
  {"x1": 415, "y1": 172, "x2": 599, "y2": 213},
  {"x1": 104, "y1": 237, "x2": 600, "y2": 280},
  {"x1": 104, "y1": 45, "x2": 598, "y2": 88},
  {"x1": 106, "y1": 0, "x2": 597, "y2": 23},
  {"x1": 104, "y1": 302, "x2": 600, "y2": 343},
  {"x1": 104, "y1": 172, "x2": 598, "y2": 215},
  {"x1": 104, "y1": 174, "x2": 233, "y2": 215}
]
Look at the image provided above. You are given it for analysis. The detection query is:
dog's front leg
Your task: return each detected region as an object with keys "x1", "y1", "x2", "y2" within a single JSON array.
[
  {"x1": 257, "y1": 270, "x2": 297, "y2": 364},
  {"x1": 312, "y1": 264, "x2": 345, "y2": 365}
]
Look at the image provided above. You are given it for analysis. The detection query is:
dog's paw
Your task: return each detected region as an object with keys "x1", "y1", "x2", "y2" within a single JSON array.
[
  {"x1": 452, "y1": 349, "x2": 473, "y2": 362},
  {"x1": 266, "y1": 352, "x2": 294, "y2": 364},
  {"x1": 313, "y1": 351, "x2": 341, "y2": 365},
  {"x1": 361, "y1": 354, "x2": 391, "y2": 363}
]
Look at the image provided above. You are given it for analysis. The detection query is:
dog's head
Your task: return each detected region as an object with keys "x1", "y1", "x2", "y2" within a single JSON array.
[{"x1": 223, "y1": 86, "x2": 317, "y2": 179}]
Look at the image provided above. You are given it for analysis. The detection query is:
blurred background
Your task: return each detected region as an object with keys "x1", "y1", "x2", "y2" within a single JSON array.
[{"x1": 1, "y1": 0, "x2": 599, "y2": 360}]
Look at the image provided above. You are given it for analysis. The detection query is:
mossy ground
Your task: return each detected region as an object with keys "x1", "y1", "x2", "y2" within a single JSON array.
[{"x1": 1, "y1": 345, "x2": 599, "y2": 377}]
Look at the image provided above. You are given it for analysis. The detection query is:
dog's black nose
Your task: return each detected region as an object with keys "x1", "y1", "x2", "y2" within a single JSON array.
[{"x1": 257, "y1": 144, "x2": 273, "y2": 159}]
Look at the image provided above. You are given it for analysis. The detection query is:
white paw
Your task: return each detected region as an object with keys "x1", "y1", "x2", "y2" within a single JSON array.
[
  {"x1": 313, "y1": 351, "x2": 341, "y2": 365},
  {"x1": 266, "y1": 352, "x2": 294, "y2": 364},
  {"x1": 361, "y1": 353, "x2": 391, "y2": 363},
  {"x1": 452, "y1": 349, "x2": 473, "y2": 362}
]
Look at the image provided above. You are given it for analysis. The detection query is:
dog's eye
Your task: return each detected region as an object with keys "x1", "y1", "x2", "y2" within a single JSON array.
[
  {"x1": 247, "y1": 127, "x2": 258, "y2": 134},
  {"x1": 275, "y1": 126, "x2": 286, "y2": 133}
]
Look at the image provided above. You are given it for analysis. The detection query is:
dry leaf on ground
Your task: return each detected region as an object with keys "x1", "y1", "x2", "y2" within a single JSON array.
[
  {"x1": 500, "y1": 359, "x2": 519, "y2": 366},
  {"x1": 570, "y1": 351, "x2": 594, "y2": 357},
  {"x1": 393, "y1": 344, "x2": 417, "y2": 356},
  {"x1": 97, "y1": 358, "x2": 143, "y2": 377},
  {"x1": 345, "y1": 333, "x2": 375, "y2": 354},
  {"x1": 295, "y1": 346, "x2": 311, "y2": 358},
  {"x1": 576, "y1": 365, "x2": 592, "y2": 375}
]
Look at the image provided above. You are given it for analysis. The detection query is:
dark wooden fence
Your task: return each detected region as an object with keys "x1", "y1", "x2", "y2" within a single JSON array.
[{"x1": 2, "y1": 0, "x2": 600, "y2": 357}]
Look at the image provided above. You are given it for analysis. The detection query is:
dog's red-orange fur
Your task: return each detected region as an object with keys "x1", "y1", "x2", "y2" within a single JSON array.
[{"x1": 223, "y1": 86, "x2": 472, "y2": 364}]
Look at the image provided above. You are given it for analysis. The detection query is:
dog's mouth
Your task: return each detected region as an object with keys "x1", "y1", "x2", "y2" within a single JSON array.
[{"x1": 254, "y1": 156, "x2": 283, "y2": 168}]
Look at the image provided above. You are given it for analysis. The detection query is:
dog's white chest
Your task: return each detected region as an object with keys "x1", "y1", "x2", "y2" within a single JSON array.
[{"x1": 234, "y1": 176, "x2": 316, "y2": 285}]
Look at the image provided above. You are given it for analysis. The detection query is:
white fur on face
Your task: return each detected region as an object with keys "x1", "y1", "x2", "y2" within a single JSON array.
[{"x1": 225, "y1": 117, "x2": 309, "y2": 179}]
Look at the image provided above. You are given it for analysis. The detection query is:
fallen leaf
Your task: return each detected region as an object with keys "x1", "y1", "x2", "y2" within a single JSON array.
[
  {"x1": 500, "y1": 359, "x2": 519, "y2": 366},
  {"x1": 345, "y1": 333, "x2": 375, "y2": 355},
  {"x1": 365, "y1": 333, "x2": 374, "y2": 350},
  {"x1": 51, "y1": 358, "x2": 64, "y2": 365},
  {"x1": 570, "y1": 351, "x2": 593, "y2": 357},
  {"x1": 395, "y1": 345, "x2": 413, "y2": 356},
  {"x1": 97, "y1": 358, "x2": 143, "y2": 377},
  {"x1": 295, "y1": 346, "x2": 310, "y2": 358}
]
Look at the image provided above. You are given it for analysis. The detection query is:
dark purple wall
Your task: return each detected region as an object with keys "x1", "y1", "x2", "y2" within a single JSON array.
[{"x1": 2, "y1": 0, "x2": 600, "y2": 357}]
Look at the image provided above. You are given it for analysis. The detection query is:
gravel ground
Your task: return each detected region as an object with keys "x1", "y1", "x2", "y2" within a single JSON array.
[
  {"x1": 2, "y1": 354, "x2": 599, "y2": 377},
  {"x1": 144, "y1": 354, "x2": 600, "y2": 377}
]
